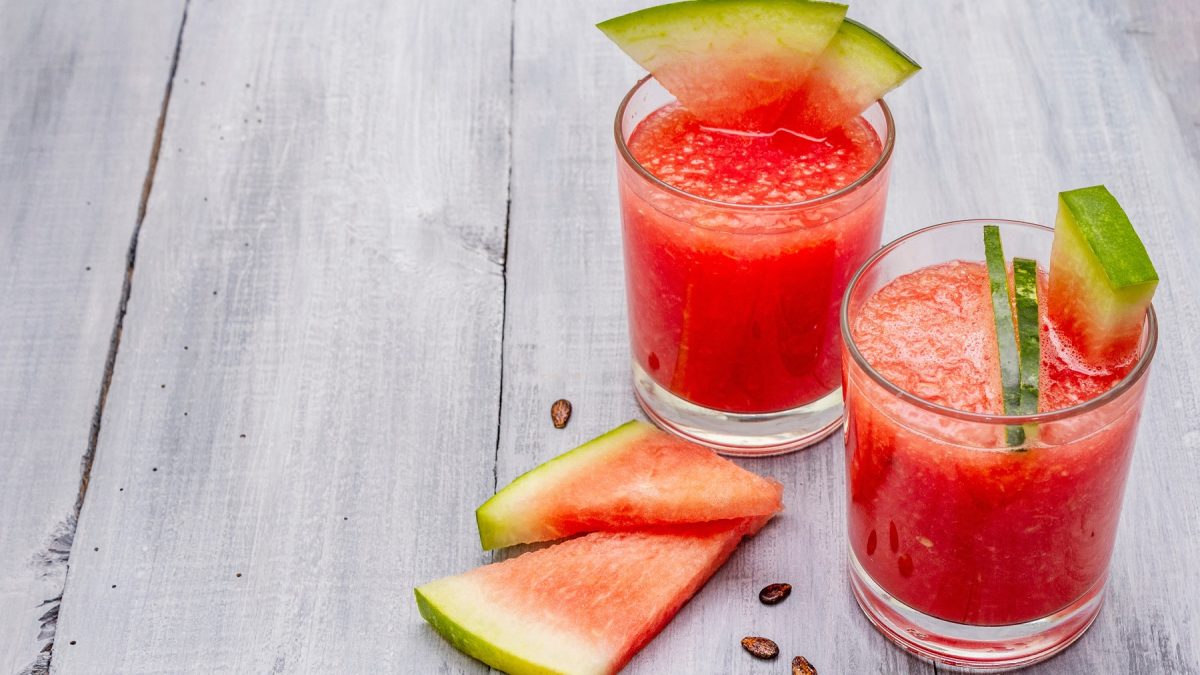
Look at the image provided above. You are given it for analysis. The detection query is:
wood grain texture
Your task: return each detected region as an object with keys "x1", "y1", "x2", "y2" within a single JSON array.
[
  {"x1": 50, "y1": 0, "x2": 510, "y2": 672},
  {"x1": 0, "y1": 2, "x2": 183, "y2": 672},
  {"x1": 1110, "y1": 0, "x2": 1200, "y2": 171}
]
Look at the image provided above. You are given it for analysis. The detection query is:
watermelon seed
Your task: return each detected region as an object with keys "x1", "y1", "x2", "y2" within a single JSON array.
[
  {"x1": 740, "y1": 636, "x2": 779, "y2": 660},
  {"x1": 758, "y1": 582, "x2": 792, "y2": 605},
  {"x1": 550, "y1": 399, "x2": 572, "y2": 429},
  {"x1": 792, "y1": 655, "x2": 818, "y2": 675}
]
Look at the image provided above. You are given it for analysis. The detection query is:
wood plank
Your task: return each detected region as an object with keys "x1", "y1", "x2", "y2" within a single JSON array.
[
  {"x1": 1112, "y1": 0, "x2": 1200, "y2": 171},
  {"x1": 0, "y1": 2, "x2": 184, "y2": 673},
  {"x1": 499, "y1": 0, "x2": 1200, "y2": 673},
  {"x1": 50, "y1": 0, "x2": 511, "y2": 672}
]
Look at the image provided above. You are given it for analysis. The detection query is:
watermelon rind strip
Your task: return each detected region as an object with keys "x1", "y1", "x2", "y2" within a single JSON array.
[
  {"x1": 1013, "y1": 258, "x2": 1040, "y2": 416},
  {"x1": 983, "y1": 226, "x2": 1021, "y2": 413},
  {"x1": 983, "y1": 225, "x2": 1024, "y2": 447}
]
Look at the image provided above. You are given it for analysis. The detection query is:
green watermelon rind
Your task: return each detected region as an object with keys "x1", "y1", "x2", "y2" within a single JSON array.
[
  {"x1": 415, "y1": 581, "x2": 609, "y2": 675},
  {"x1": 1058, "y1": 186, "x2": 1157, "y2": 290},
  {"x1": 597, "y1": 0, "x2": 849, "y2": 129},
  {"x1": 1012, "y1": 257, "x2": 1041, "y2": 416},
  {"x1": 984, "y1": 225, "x2": 1025, "y2": 447},
  {"x1": 816, "y1": 19, "x2": 919, "y2": 97},
  {"x1": 983, "y1": 225, "x2": 1021, "y2": 415},
  {"x1": 476, "y1": 420, "x2": 654, "y2": 550},
  {"x1": 595, "y1": 0, "x2": 847, "y2": 68}
]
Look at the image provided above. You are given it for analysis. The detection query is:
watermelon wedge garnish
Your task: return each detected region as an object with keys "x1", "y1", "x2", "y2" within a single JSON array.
[
  {"x1": 597, "y1": 0, "x2": 848, "y2": 131},
  {"x1": 782, "y1": 18, "x2": 921, "y2": 136},
  {"x1": 417, "y1": 518, "x2": 769, "y2": 675},
  {"x1": 1048, "y1": 186, "x2": 1157, "y2": 365},
  {"x1": 477, "y1": 420, "x2": 783, "y2": 550}
]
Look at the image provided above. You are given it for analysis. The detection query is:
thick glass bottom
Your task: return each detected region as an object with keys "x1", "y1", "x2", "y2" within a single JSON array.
[
  {"x1": 848, "y1": 552, "x2": 1104, "y2": 671},
  {"x1": 632, "y1": 362, "x2": 842, "y2": 456}
]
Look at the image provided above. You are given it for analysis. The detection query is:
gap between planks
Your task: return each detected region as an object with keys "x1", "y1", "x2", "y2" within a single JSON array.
[
  {"x1": 26, "y1": 3, "x2": 192, "y2": 674},
  {"x1": 490, "y1": 0, "x2": 519, "y2": 525}
]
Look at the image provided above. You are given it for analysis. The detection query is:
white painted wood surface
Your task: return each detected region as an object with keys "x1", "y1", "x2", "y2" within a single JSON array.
[
  {"x1": 48, "y1": 0, "x2": 510, "y2": 672},
  {"x1": 0, "y1": 0, "x2": 1195, "y2": 673},
  {"x1": 0, "y1": 2, "x2": 184, "y2": 673}
]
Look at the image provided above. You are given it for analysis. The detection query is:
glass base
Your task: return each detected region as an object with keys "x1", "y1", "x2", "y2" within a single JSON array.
[
  {"x1": 632, "y1": 362, "x2": 842, "y2": 456},
  {"x1": 848, "y1": 552, "x2": 1104, "y2": 671}
]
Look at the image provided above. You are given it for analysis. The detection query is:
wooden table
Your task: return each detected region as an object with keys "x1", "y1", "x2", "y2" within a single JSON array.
[{"x1": 2, "y1": 1, "x2": 1197, "y2": 673}]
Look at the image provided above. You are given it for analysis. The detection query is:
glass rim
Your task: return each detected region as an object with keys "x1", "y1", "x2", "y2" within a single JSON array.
[
  {"x1": 613, "y1": 74, "x2": 896, "y2": 213},
  {"x1": 839, "y1": 218, "x2": 1159, "y2": 425}
]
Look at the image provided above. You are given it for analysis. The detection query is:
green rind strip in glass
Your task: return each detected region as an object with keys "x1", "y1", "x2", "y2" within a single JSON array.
[
  {"x1": 984, "y1": 225, "x2": 1024, "y2": 448},
  {"x1": 1013, "y1": 257, "x2": 1041, "y2": 416},
  {"x1": 983, "y1": 226, "x2": 1020, "y2": 414}
]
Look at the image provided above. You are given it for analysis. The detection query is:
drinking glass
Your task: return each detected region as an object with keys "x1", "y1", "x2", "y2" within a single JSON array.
[
  {"x1": 614, "y1": 76, "x2": 895, "y2": 455},
  {"x1": 841, "y1": 219, "x2": 1157, "y2": 669}
]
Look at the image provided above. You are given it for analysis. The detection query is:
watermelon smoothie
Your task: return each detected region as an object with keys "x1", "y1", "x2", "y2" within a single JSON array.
[
  {"x1": 840, "y1": 220, "x2": 1157, "y2": 669},
  {"x1": 615, "y1": 76, "x2": 893, "y2": 454}
]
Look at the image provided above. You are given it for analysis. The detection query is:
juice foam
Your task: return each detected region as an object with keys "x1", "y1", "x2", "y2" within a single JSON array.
[
  {"x1": 851, "y1": 261, "x2": 1130, "y2": 414},
  {"x1": 628, "y1": 102, "x2": 881, "y2": 206}
]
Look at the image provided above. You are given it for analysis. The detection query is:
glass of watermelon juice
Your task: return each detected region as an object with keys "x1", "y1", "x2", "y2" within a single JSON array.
[
  {"x1": 840, "y1": 220, "x2": 1157, "y2": 669},
  {"x1": 614, "y1": 75, "x2": 894, "y2": 455}
]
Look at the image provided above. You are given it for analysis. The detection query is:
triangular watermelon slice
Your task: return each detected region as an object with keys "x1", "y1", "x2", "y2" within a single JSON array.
[
  {"x1": 476, "y1": 420, "x2": 783, "y2": 550},
  {"x1": 783, "y1": 18, "x2": 921, "y2": 136},
  {"x1": 597, "y1": 0, "x2": 848, "y2": 131},
  {"x1": 416, "y1": 517, "x2": 768, "y2": 675}
]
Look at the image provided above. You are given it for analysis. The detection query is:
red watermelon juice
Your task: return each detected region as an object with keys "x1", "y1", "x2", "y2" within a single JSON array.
[
  {"x1": 615, "y1": 76, "x2": 894, "y2": 454},
  {"x1": 840, "y1": 220, "x2": 1156, "y2": 669}
]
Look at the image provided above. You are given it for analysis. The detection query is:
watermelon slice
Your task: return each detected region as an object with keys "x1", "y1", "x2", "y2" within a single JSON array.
[
  {"x1": 1048, "y1": 186, "x2": 1157, "y2": 365},
  {"x1": 416, "y1": 517, "x2": 768, "y2": 675},
  {"x1": 783, "y1": 18, "x2": 921, "y2": 136},
  {"x1": 597, "y1": 0, "x2": 848, "y2": 131},
  {"x1": 477, "y1": 420, "x2": 782, "y2": 550}
]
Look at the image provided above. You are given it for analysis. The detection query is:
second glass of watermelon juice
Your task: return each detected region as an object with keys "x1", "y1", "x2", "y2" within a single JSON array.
[
  {"x1": 840, "y1": 220, "x2": 1157, "y2": 669},
  {"x1": 614, "y1": 76, "x2": 894, "y2": 455}
]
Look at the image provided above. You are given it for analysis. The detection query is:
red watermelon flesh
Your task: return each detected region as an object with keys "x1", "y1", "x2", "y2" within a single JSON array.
[
  {"x1": 476, "y1": 420, "x2": 783, "y2": 550},
  {"x1": 416, "y1": 517, "x2": 769, "y2": 675}
]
